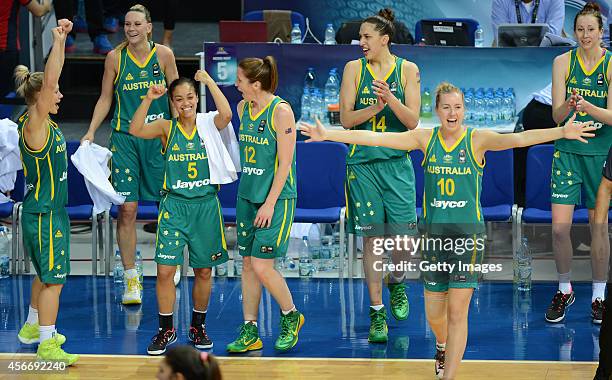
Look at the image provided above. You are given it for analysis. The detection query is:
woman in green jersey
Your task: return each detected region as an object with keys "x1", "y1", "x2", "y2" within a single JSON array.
[
  {"x1": 129, "y1": 70, "x2": 231, "y2": 355},
  {"x1": 301, "y1": 83, "x2": 594, "y2": 380},
  {"x1": 547, "y1": 2, "x2": 612, "y2": 325},
  {"x1": 225, "y1": 56, "x2": 303, "y2": 353},
  {"x1": 339, "y1": 8, "x2": 421, "y2": 344},
  {"x1": 81, "y1": 4, "x2": 179, "y2": 305},
  {"x1": 14, "y1": 19, "x2": 78, "y2": 365}
]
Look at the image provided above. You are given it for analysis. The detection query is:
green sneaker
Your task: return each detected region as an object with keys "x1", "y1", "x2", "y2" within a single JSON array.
[
  {"x1": 226, "y1": 322, "x2": 263, "y2": 353},
  {"x1": 18, "y1": 323, "x2": 66, "y2": 345},
  {"x1": 274, "y1": 310, "x2": 304, "y2": 352},
  {"x1": 36, "y1": 337, "x2": 79, "y2": 365},
  {"x1": 388, "y1": 282, "x2": 409, "y2": 321},
  {"x1": 368, "y1": 307, "x2": 388, "y2": 343}
]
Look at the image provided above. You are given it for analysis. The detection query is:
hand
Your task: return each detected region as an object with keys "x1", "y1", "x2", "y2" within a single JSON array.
[
  {"x1": 57, "y1": 19, "x2": 73, "y2": 34},
  {"x1": 575, "y1": 94, "x2": 594, "y2": 114},
  {"x1": 146, "y1": 84, "x2": 167, "y2": 100},
  {"x1": 254, "y1": 202, "x2": 275, "y2": 228},
  {"x1": 562, "y1": 113, "x2": 596, "y2": 143},
  {"x1": 194, "y1": 70, "x2": 213, "y2": 85},
  {"x1": 298, "y1": 117, "x2": 327, "y2": 142},
  {"x1": 81, "y1": 130, "x2": 95, "y2": 144},
  {"x1": 51, "y1": 26, "x2": 66, "y2": 43},
  {"x1": 372, "y1": 80, "x2": 393, "y2": 104},
  {"x1": 567, "y1": 89, "x2": 578, "y2": 110}
]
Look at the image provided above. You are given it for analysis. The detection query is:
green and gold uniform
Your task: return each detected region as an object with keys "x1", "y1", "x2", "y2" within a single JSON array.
[
  {"x1": 345, "y1": 57, "x2": 417, "y2": 237},
  {"x1": 237, "y1": 96, "x2": 296, "y2": 259},
  {"x1": 420, "y1": 127, "x2": 485, "y2": 292},
  {"x1": 155, "y1": 119, "x2": 228, "y2": 268},
  {"x1": 552, "y1": 48, "x2": 612, "y2": 208},
  {"x1": 110, "y1": 42, "x2": 169, "y2": 202},
  {"x1": 18, "y1": 113, "x2": 70, "y2": 284}
]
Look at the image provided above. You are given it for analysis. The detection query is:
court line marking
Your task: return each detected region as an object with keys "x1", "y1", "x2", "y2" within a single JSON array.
[{"x1": 0, "y1": 353, "x2": 597, "y2": 365}]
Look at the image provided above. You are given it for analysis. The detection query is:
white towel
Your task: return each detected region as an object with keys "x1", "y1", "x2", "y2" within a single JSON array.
[
  {"x1": 0, "y1": 119, "x2": 22, "y2": 200},
  {"x1": 196, "y1": 111, "x2": 240, "y2": 184},
  {"x1": 70, "y1": 141, "x2": 125, "y2": 214}
]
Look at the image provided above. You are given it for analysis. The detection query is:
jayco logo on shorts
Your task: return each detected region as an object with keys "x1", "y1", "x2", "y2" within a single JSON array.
[
  {"x1": 59, "y1": 171, "x2": 67, "y2": 182},
  {"x1": 552, "y1": 192, "x2": 569, "y2": 199},
  {"x1": 54, "y1": 273, "x2": 67, "y2": 279},
  {"x1": 355, "y1": 225, "x2": 373, "y2": 231},
  {"x1": 243, "y1": 166, "x2": 265, "y2": 176},
  {"x1": 430, "y1": 198, "x2": 467, "y2": 209},
  {"x1": 172, "y1": 179, "x2": 210, "y2": 190},
  {"x1": 118, "y1": 191, "x2": 131, "y2": 196},
  {"x1": 144, "y1": 113, "x2": 165, "y2": 124},
  {"x1": 158, "y1": 253, "x2": 176, "y2": 260}
]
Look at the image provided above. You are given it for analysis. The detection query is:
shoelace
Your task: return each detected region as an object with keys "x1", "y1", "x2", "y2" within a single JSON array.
[
  {"x1": 593, "y1": 300, "x2": 603, "y2": 315},
  {"x1": 190, "y1": 326, "x2": 210, "y2": 343},
  {"x1": 435, "y1": 349, "x2": 445, "y2": 369},
  {"x1": 552, "y1": 292, "x2": 567, "y2": 312},
  {"x1": 152, "y1": 329, "x2": 173, "y2": 345},
  {"x1": 371, "y1": 312, "x2": 385, "y2": 331},
  {"x1": 236, "y1": 324, "x2": 253, "y2": 344},
  {"x1": 279, "y1": 314, "x2": 294, "y2": 338},
  {"x1": 391, "y1": 285, "x2": 407, "y2": 308},
  {"x1": 127, "y1": 277, "x2": 142, "y2": 292}
]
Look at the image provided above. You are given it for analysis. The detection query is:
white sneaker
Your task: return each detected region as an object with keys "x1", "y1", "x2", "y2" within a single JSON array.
[
  {"x1": 174, "y1": 265, "x2": 181, "y2": 286},
  {"x1": 122, "y1": 276, "x2": 142, "y2": 305}
]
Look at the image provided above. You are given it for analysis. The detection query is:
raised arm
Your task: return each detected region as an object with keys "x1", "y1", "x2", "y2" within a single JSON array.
[
  {"x1": 299, "y1": 118, "x2": 428, "y2": 152},
  {"x1": 25, "y1": 0, "x2": 51, "y2": 17},
  {"x1": 339, "y1": 60, "x2": 385, "y2": 129},
  {"x1": 158, "y1": 45, "x2": 179, "y2": 117},
  {"x1": 552, "y1": 53, "x2": 575, "y2": 124},
  {"x1": 129, "y1": 84, "x2": 171, "y2": 145},
  {"x1": 82, "y1": 50, "x2": 118, "y2": 143},
  {"x1": 372, "y1": 60, "x2": 420, "y2": 130},
  {"x1": 474, "y1": 113, "x2": 595, "y2": 153},
  {"x1": 195, "y1": 70, "x2": 232, "y2": 130}
]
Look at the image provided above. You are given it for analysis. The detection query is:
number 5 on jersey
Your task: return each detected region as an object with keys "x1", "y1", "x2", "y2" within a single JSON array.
[{"x1": 188, "y1": 162, "x2": 198, "y2": 179}]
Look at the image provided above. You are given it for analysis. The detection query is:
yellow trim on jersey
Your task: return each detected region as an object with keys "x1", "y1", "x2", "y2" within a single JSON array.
[
  {"x1": 38, "y1": 214, "x2": 42, "y2": 255},
  {"x1": 155, "y1": 198, "x2": 165, "y2": 251},
  {"x1": 606, "y1": 54, "x2": 611, "y2": 87},
  {"x1": 49, "y1": 210, "x2": 54, "y2": 271},
  {"x1": 470, "y1": 233, "x2": 478, "y2": 268},
  {"x1": 47, "y1": 155, "x2": 54, "y2": 200},
  {"x1": 115, "y1": 89, "x2": 122, "y2": 131},
  {"x1": 113, "y1": 49, "x2": 123, "y2": 84},
  {"x1": 366, "y1": 60, "x2": 395, "y2": 82},
  {"x1": 21, "y1": 117, "x2": 51, "y2": 156},
  {"x1": 268, "y1": 101, "x2": 279, "y2": 140},
  {"x1": 276, "y1": 199, "x2": 289, "y2": 247},
  {"x1": 356, "y1": 59, "x2": 364, "y2": 97},
  {"x1": 35, "y1": 159, "x2": 41, "y2": 201},
  {"x1": 475, "y1": 174, "x2": 482, "y2": 221},
  {"x1": 468, "y1": 129, "x2": 485, "y2": 170},
  {"x1": 437, "y1": 128, "x2": 467, "y2": 153},
  {"x1": 177, "y1": 121, "x2": 197, "y2": 140},
  {"x1": 423, "y1": 192, "x2": 427, "y2": 218},
  {"x1": 249, "y1": 96, "x2": 276, "y2": 121},
  {"x1": 216, "y1": 197, "x2": 227, "y2": 250},
  {"x1": 348, "y1": 144, "x2": 357, "y2": 157},
  {"x1": 577, "y1": 49, "x2": 606, "y2": 76},
  {"x1": 421, "y1": 129, "x2": 436, "y2": 166},
  {"x1": 565, "y1": 50, "x2": 572, "y2": 82},
  {"x1": 283, "y1": 199, "x2": 295, "y2": 243},
  {"x1": 127, "y1": 44, "x2": 157, "y2": 69}
]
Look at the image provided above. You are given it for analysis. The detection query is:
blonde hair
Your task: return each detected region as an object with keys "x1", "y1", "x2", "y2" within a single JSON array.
[
  {"x1": 14, "y1": 65, "x2": 44, "y2": 105},
  {"x1": 115, "y1": 4, "x2": 153, "y2": 52},
  {"x1": 435, "y1": 82, "x2": 464, "y2": 109}
]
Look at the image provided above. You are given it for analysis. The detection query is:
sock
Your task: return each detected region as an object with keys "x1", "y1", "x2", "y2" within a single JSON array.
[
  {"x1": 436, "y1": 342, "x2": 446, "y2": 351},
  {"x1": 39, "y1": 325, "x2": 55, "y2": 342},
  {"x1": 282, "y1": 306, "x2": 297, "y2": 315},
  {"x1": 159, "y1": 313, "x2": 173, "y2": 330},
  {"x1": 125, "y1": 269, "x2": 138, "y2": 279},
  {"x1": 558, "y1": 272, "x2": 572, "y2": 294},
  {"x1": 371, "y1": 304, "x2": 384, "y2": 311},
  {"x1": 593, "y1": 282, "x2": 606, "y2": 302},
  {"x1": 191, "y1": 309, "x2": 207, "y2": 328},
  {"x1": 244, "y1": 320, "x2": 257, "y2": 327},
  {"x1": 26, "y1": 305, "x2": 38, "y2": 325}
]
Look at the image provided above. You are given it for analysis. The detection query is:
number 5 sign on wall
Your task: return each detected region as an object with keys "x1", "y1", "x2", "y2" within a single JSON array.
[{"x1": 206, "y1": 46, "x2": 237, "y2": 86}]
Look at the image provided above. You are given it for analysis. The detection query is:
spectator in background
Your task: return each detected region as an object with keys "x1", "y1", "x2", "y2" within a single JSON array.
[
  {"x1": 53, "y1": 0, "x2": 113, "y2": 54},
  {"x1": 0, "y1": 0, "x2": 51, "y2": 97},
  {"x1": 491, "y1": 0, "x2": 565, "y2": 46}
]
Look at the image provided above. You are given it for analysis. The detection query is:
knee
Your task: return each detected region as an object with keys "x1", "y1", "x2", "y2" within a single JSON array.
[
  {"x1": 251, "y1": 260, "x2": 269, "y2": 280},
  {"x1": 156, "y1": 266, "x2": 175, "y2": 283},
  {"x1": 552, "y1": 224, "x2": 571, "y2": 242},
  {"x1": 194, "y1": 268, "x2": 212, "y2": 281},
  {"x1": 119, "y1": 203, "x2": 138, "y2": 224},
  {"x1": 447, "y1": 305, "x2": 468, "y2": 325}
]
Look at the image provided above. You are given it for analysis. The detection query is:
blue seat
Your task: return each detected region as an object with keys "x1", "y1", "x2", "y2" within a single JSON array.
[
  {"x1": 409, "y1": 150, "x2": 424, "y2": 219},
  {"x1": 482, "y1": 149, "x2": 515, "y2": 222},
  {"x1": 414, "y1": 18, "x2": 479, "y2": 46},
  {"x1": 0, "y1": 92, "x2": 17, "y2": 120},
  {"x1": 4, "y1": 170, "x2": 24, "y2": 274},
  {"x1": 243, "y1": 10, "x2": 306, "y2": 40}
]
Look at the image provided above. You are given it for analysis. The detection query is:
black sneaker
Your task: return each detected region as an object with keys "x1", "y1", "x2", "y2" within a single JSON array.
[
  {"x1": 592, "y1": 298, "x2": 604, "y2": 325},
  {"x1": 545, "y1": 291, "x2": 575, "y2": 323},
  {"x1": 189, "y1": 324, "x2": 213, "y2": 349},
  {"x1": 147, "y1": 328, "x2": 177, "y2": 355},
  {"x1": 434, "y1": 347, "x2": 445, "y2": 379}
]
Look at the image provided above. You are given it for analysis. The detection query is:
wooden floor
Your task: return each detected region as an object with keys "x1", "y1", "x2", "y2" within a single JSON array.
[{"x1": 0, "y1": 354, "x2": 598, "y2": 380}]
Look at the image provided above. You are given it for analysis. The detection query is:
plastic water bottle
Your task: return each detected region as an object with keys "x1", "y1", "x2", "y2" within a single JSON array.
[
  {"x1": 216, "y1": 260, "x2": 228, "y2": 277},
  {"x1": 473, "y1": 93, "x2": 485, "y2": 128},
  {"x1": 233, "y1": 252, "x2": 242, "y2": 277},
  {"x1": 421, "y1": 87, "x2": 432, "y2": 119},
  {"x1": 464, "y1": 89, "x2": 473, "y2": 122},
  {"x1": 324, "y1": 69, "x2": 340, "y2": 123},
  {"x1": 299, "y1": 236, "x2": 313, "y2": 277},
  {"x1": 502, "y1": 90, "x2": 513, "y2": 123},
  {"x1": 485, "y1": 89, "x2": 497, "y2": 127},
  {"x1": 304, "y1": 67, "x2": 317, "y2": 89},
  {"x1": 291, "y1": 23, "x2": 302, "y2": 44},
  {"x1": 0, "y1": 227, "x2": 9, "y2": 279},
  {"x1": 324, "y1": 23, "x2": 336, "y2": 45},
  {"x1": 495, "y1": 88, "x2": 504, "y2": 123},
  {"x1": 135, "y1": 250, "x2": 143, "y2": 283},
  {"x1": 300, "y1": 88, "x2": 311, "y2": 122},
  {"x1": 307, "y1": 224, "x2": 322, "y2": 272},
  {"x1": 312, "y1": 88, "x2": 324, "y2": 121},
  {"x1": 474, "y1": 26, "x2": 484, "y2": 47},
  {"x1": 514, "y1": 237, "x2": 532, "y2": 291},
  {"x1": 113, "y1": 250, "x2": 124, "y2": 284},
  {"x1": 508, "y1": 88, "x2": 516, "y2": 117}
]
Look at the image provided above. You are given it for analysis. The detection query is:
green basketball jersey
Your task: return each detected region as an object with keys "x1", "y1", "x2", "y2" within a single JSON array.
[
  {"x1": 421, "y1": 127, "x2": 485, "y2": 235},
  {"x1": 556, "y1": 48, "x2": 612, "y2": 155},
  {"x1": 347, "y1": 56, "x2": 408, "y2": 165},
  {"x1": 161, "y1": 119, "x2": 218, "y2": 200},
  {"x1": 112, "y1": 42, "x2": 170, "y2": 134},
  {"x1": 17, "y1": 113, "x2": 68, "y2": 213},
  {"x1": 238, "y1": 96, "x2": 297, "y2": 203}
]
